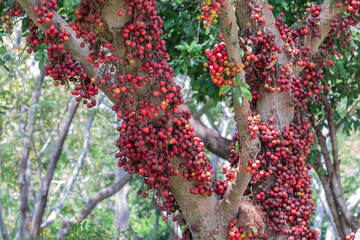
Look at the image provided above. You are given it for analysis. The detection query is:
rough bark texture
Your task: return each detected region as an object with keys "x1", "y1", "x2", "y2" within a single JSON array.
[
  {"x1": 169, "y1": 157, "x2": 226, "y2": 240},
  {"x1": 303, "y1": 0, "x2": 347, "y2": 53},
  {"x1": 219, "y1": 1, "x2": 260, "y2": 224}
]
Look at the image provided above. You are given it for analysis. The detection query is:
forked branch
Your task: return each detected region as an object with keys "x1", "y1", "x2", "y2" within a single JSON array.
[{"x1": 218, "y1": 0, "x2": 260, "y2": 218}]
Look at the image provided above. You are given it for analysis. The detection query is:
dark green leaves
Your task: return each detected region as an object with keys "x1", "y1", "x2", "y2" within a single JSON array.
[
  {"x1": 0, "y1": 46, "x2": 13, "y2": 71},
  {"x1": 0, "y1": 105, "x2": 9, "y2": 115},
  {"x1": 234, "y1": 76, "x2": 252, "y2": 104}
]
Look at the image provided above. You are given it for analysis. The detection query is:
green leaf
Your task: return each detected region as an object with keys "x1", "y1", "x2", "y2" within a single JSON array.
[
  {"x1": 240, "y1": 81, "x2": 250, "y2": 90},
  {"x1": 241, "y1": 87, "x2": 253, "y2": 102},
  {"x1": 0, "y1": 46, "x2": 6, "y2": 55},
  {"x1": 234, "y1": 73, "x2": 241, "y2": 86},
  {"x1": 241, "y1": 232, "x2": 246, "y2": 238},
  {"x1": 280, "y1": 2, "x2": 288, "y2": 9},
  {"x1": 251, "y1": 226, "x2": 258, "y2": 235},
  {"x1": 235, "y1": 141, "x2": 239, "y2": 151},
  {"x1": 338, "y1": 62, "x2": 349, "y2": 80},
  {"x1": 330, "y1": 0, "x2": 334, "y2": 9},
  {"x1": 239, "y1": 48, "x2": 244, "y2": 57},
  {"x1": 234, "y1": 88, "x2": 243, "y2": 105},
  {"x1": 224, "y1": 28, "x2": 229, "y2": 33},
  {"x1": 219, "y1": 85, "x2": 232, "y2": 95},
  {"x1": 239, "y1": 37, "x2": 245, "y2": 44}
]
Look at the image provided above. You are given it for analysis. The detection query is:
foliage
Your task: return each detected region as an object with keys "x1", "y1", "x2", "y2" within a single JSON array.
[{"x1": 22, "y1": 206, "x2": 135, "y2": 240}]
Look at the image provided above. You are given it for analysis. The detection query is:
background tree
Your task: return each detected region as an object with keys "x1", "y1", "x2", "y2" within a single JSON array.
[{"x1": 0, "y1": 0, "x2": 360, "y2": 239}]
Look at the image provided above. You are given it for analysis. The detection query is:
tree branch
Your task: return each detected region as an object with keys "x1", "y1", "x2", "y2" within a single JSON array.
[
  {"x1": 114, "y1": 167, "x2": 131, "y2": 235},
  {"x1": 332, "y1": 73, "x2": 355, "y2": 108},
  {"x1": 235, "y1": 0, "x2": 289, "y2": 66},
  {"x1": 313, "y1": 123, "x2": 359, "y2": 232},
  {"x1": 17, "y1": 0, "x2": 118, "y2": 102},
  {"x1": 42, "y1": 98, "x2": 100, "y2": 228},
  {"x1": 335, "y1": 98, "x2": 360, "y2": 132},
  {"x1": 218, "y1": 0, "x2": 260, "y2": 222},
  {"x1": 18, "y1": 67, "x2": 45, "y2": 237},
  {"x1": 304, "y1": 0, "x2": 347, "y2": 53},
  {"x1": 187, "y1": 111, "x2": 232, "y2": 160},
  {"x1": 318, "y1": 92, "x2": 340, "y2": 180},
  {"x1": 312, "y1": 154, "x2": 347, "y2": 239},
  {"x1": 30, "y1": 100, "x2": 79, "y2": 237},
  {"x1": 57, "y1": 173, "x2": 132, "y2": 238},
  {"x1": 311, "y1": 171, "x2": 337, "y2": 237},
  {"x1": 38, "y1": 98, "x2": 72, "y2": 159}
]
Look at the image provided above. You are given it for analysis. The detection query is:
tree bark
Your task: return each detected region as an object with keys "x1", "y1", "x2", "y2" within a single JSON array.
[
  {"x1": 30, "y1": 100, "x2": 79, "y2": 237},
  {"x1": 188, "y1": 113, "x2": 232, "y2": 160},
  {"x1": 18, "y1": 68, "x2": 45, "y2": 238},
  {"x1": 114, "y1": 167, "x2": 131, "y2": 236}
]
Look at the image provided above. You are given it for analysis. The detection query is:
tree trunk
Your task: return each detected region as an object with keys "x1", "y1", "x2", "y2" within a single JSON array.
[
  {"x1": 30, "y1": 100, "x2": 79, "y2": 237},
  {"x1": 0, "y1": 157, "x2": 10, "y2": 240},
  {"x1": 18, "y1": 68, "x2": 45, "y2": 238},
  {"x1": 114, "y1": 167, "x2": 131, "y2": 236}
]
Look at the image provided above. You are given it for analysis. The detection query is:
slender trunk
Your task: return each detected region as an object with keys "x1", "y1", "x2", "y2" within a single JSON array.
[
  {"x1": 42, "y1": 106, "x2": 96, "y2": 228},
  {"x1": 114, "y1": 167, "x2": 131, "y2": 236},
  {"x1": 150, "y1": 208, "x2": 159, "y2": 240},
  {"x1": 0, "y1": 158, "x2": 10, "y2": 240},
  {"x1": 313, "y1": 161, "x2": 347, "y2": 239},
  {"x1": 30, "y1": 100, "x2": 79, "y2": 237},
  {"x1": 325, "y1": 226, "x2": 339, "y2": 240},
  {"x1": 18, "y1": 68, "x2": 45, "y2": 238}
]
